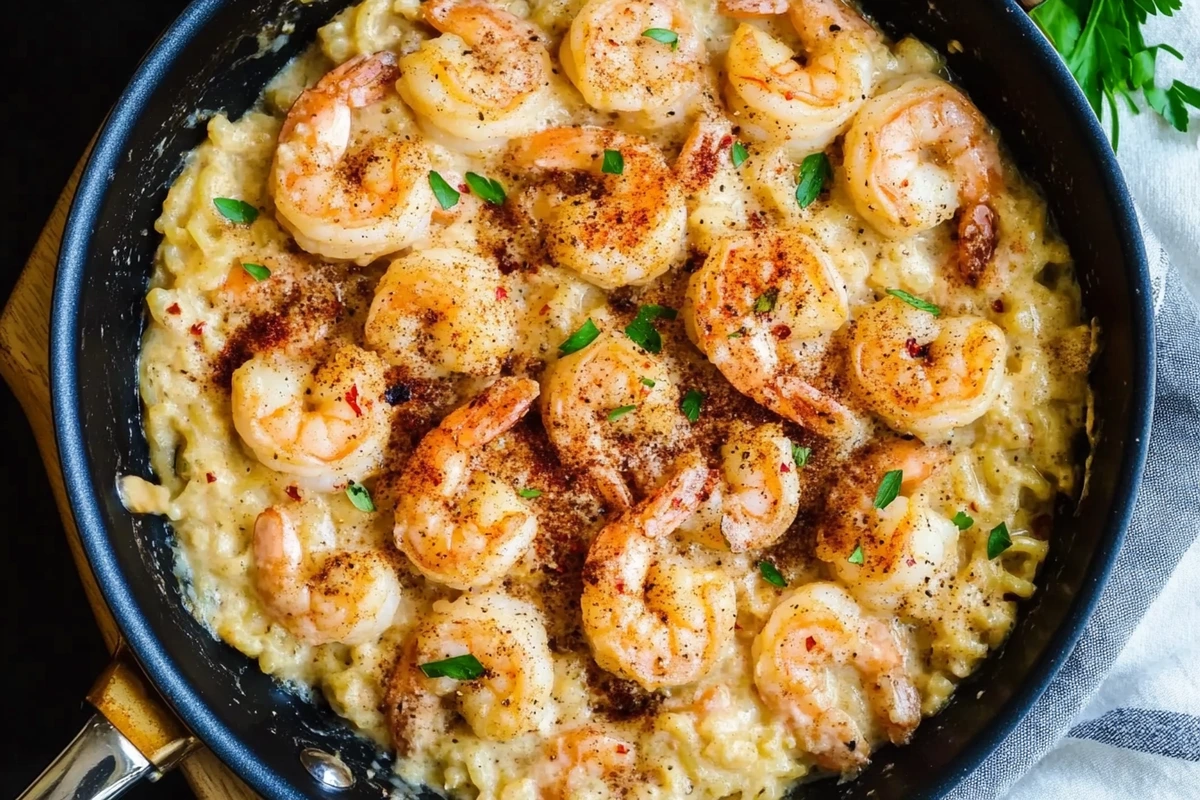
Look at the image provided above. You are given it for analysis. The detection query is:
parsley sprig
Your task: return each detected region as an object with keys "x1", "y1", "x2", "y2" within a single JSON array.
[{"x1": 1031, "y1": 0, "x2": 1200, "y2": 146}]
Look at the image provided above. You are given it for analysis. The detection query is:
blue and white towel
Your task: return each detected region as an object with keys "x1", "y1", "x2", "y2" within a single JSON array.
[{"x1": 952, "y1": 10, "x2": 1200, "y2": 791}]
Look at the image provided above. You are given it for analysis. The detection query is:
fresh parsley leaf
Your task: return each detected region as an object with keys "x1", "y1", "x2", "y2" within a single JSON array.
[
  {"x1": 419, "y1": 654, "x2": 485, "y2": 680},
  {"x1": 518, "y1": 488, "x2": 543, "y2": 499},
  {"x1": 559, "y1": 319, "x2": 601, "y2": 355},
  {"x1": 873, "y1": 470, "x2": 903, "y2": 509},
  {"x1": 759, "y1": 561, "x2": 787, "y2": 588},
  {"x1": 987, "y1": 521, "x2": 1013, "y2": 559},
  {"x1": 242, "y1": 263, "x2": 270, "y2": 281},
  {"x1": 346, "y1": 481, "x2": 375, "y2": 513},
  {"x1": 602, "y1": 149, "x2": 624, "y2": 175},
  {"x1": 643, "y1": 28, "x2": 679, "y2": 50},
  {"x1": 848, "y1": 544, "x2": 865, "y2": 565},
  {"x1": 795, "y1": 152, "x2": 831, "y2": 208},
  {"x1": 791, "y1": 444, "x2": 811, "y2": 468},
  {"x1": 640, "y1": 376, "x2": 657, "y2": 388},
  {"x1": 731, "y1": 141, "x2": 749, "y2": 168},
  {"x1": 428, "y1": 171, "x2": 460, "y2": 210},
  {"x1": 727, "y1": 329, "x2": 745, "y2": 339},
  {"x1": 1031, "y1": 0, "x2": 1200, "y2": 143},
  {"x1": 624, "y1": 304, "x2": 677, "y2": 354},
  {"x1": 213, "y1": 198, "x2": 258, "y2": 224},
  {"x1": 753, "y1": 287, "x2": 779, "y2": 314},
  {"x1": 887, "y1": 288, "x2": 941, "y2": 316},
  {"x1": 681, "y1": 389, "x2": 704, "y2": 423},
  {"x1": 465, "y1": 172, "x2": 506, "y2": 205},
  {"x1": 607, "y1": 404, "x2": 637, "y2": 421},
  {"x1": 952, "y1": 511, "x2": 975, "y2": 530}
]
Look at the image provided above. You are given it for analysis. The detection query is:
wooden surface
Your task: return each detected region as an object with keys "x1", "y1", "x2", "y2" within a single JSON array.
[{"x1": 0, "y1": 151, "x2": 259, "y2": 800}]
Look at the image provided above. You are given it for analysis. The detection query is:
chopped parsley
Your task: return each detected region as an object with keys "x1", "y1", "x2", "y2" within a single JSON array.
[
  {"x1": 602, "y1": 149, "x2": 624, "y2": 175},
  {"x1": 345, "y1": 481, "x2": 375, "y2": 513},
  {"x1": 731, "y1": 141, "x2": 749, "y2": 168},
  {"x1": 952, "y1": 511, "x2": 975, "y2": 530},
  {"x1": 241, "y1": 263, "x2": 270, "y2": 281},
  {"x1": 607, "y1": 405, "x2": 637, "y2": 421},
  {"x1": 753, "y1": 287, "x2": 779, "y2": 314},
  {"x1": 212, "y1": 197, "x2": 258, "y2": 224},
  {"x1": 518, "y1": 488, "x2": 543, "y2": 499},
  {"x1": 642, "y1": 28, "x2": 679, "y2": 50},
  {"x1": 795, "y1": 152, "x2": 831, "y2": 208},
  {"x1": 987, "y1": 521, "x2": 1012, "y2": 559},
  {"x1": 559, "y1": 318, "x2": 601, "y2": 355},
  {"x1": 848, "y1": 544, "x2": 865, "y2": 565},
  {"x1": 791, "y1": 444, "x2": 811, "y2": 468},
  {"x1": 680, "y1": 389, "x2": 704, "y2": 423},
  {"x1": 640, "y1": 377, "x2": 657, "y2": 388},
  {"x1": 465, "y1": 172, "x2": 505, "y2": 205},
  {"x1": 419, "y1": 654, "x2": 485, "y2": 680},
  {"x1": 873, "y1": 470, "x2": 903, "y2": 509},
  {"x1": 887, "y1": 288, "x2": 942, "y2": 316},
  {"x1": 624, "y1": 304, "x2": 678, "y2": 353},
  {"x1": 759, "y1": 561, "x2": 787, "y2": 588},
  {"x1": 428, "y1": 171, "x2": 461, "y2": 210}
]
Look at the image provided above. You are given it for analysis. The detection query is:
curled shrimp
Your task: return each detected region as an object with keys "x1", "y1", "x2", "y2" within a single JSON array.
[
  {"x1": 512, "y1": 127, "x2": 687, "y2": 290},
  {"x1": 533, "y1": 725, "x2": 637, "y2": 798},
  {"x1": 541, "y1": 331, "x2": 685, "y2": 510},
  {"x1": 679, "y1": 422, "x2": 801, "y2": 552},
  {"x1": 581, "y1": 454, "x2": 736, "y2": 690},
  {"x1": 253, "y1": 504, "x2": 402, "y2": 646},
  {"x1": 561, "y1": 0, "x2": 705, "y2": 116},
  {"x1": 386, "y1": 592, "x2": 554, "y2": 753},
  {"x1": 231, "y1": 344, "x2": 392, "y2": 492},
  {"x1": 723, "y1": 0, "x2": 883, "y2": 153},
  {"x1": 849, "y1": 296, "x2": 1007, "y2": 439},
  {"x1": 270, "y1": 52, "x2": 434, "y2": 264},
  {"x1": 393, "y1": 377, "x2": 540, "y2": 589},
  {"x1": 683, "y1": 228, "x2": 866, "y2": 443},
  {"x1": 364, "y1": 248, "x2": 521, "y2": 379},
  {"x1": 753, "y1": 581, "x2": 920, "y2": 772},
  {"x1": 843, "y1": 78, "x2": 1003, "y2": 284},
  {"x1": 397, "y1": 0, "x2": 556, "y2": 144},
  {"x1": 816, "y1": 439, "x2": 957, "y2": 613}
]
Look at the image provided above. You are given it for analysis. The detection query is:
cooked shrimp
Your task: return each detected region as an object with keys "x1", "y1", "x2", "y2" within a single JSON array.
[
  {"x1": 364, "y1": 248, "x2": 521, "y2": 379},
  {"x1": 541, "y1": 331, "x2": 685, "y2": 510},
  {"x1": 231, "y1": 344, "x2": 392, "y2": 492},
  {"x1": 581, "y1": 454, "x2": 736, "y2": 690},
  {"x1": 753, "y1": 581, "x2": 920, "y2": 772},
  {"x1": 253, "y1": 504, "x2": 402, "y2": 646},
  {"x1": 679, "y1": 422, "x2": 801, "y2": 552},
  {"x1": 561, "y1": 0, "x2": 705, "y2": 115},
  {"x1": 270, "y1": 52, "x2": 434, "y2": 264},
  {"x1": 675, "y1": 115, "x2": 750, "y2": 251},
  {"x1": 683, "y1": 228, "x2": 866, "y2": 443},
  {"x1": 816, "y1": 439, "x2": 957, "y2": 613},
  {"x1": 393, "y1": 377, "x2": 540, "y2": 589},
  {"x1": 849, "y1": 296, "x2": 1007, "y2": 438},
  {"x1": 398, "y1": 0, "x2": 556, "y2": 143},
  {"x1": 723, "y1": 0, "x2": 883, "y2": 153},
  {"x1": 843, "y1": 78, "x2": 1003, "y2": 284},
  {"x1": 386, "y1": 592, "x2": 554, "y2": 753},
  {"x1": 512, "y1": 127, "x2": 687, "y2": 289},
  {"x1": 533, "y1": 725, "x2": 637, "y2": 798}
]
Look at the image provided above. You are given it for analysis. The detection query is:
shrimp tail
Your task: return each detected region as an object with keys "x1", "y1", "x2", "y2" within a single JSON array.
[
  {"x1": 446, "y1": 376, "x2": 540, "y2": 449},
  {"x1": 956, "y1": 202, "x2": 998, "y2": 287},
  {"x1": 385, "y1": 638, "x2": 448, "y2": 756},
  {"x1": 635, "y1": 453, "x2": 718, "y2": 538}
]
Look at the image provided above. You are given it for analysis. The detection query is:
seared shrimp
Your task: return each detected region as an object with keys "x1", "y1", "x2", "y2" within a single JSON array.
[
  {"x1": 843, "y1": 78, "x2": 1003, "y2": 284},
  {"x1": 533, "y1": 725, "x2": 637, "y2": 798},
  {"x1": 394, "y1": 377, "x2": 540, "y2": 589},
  {"x1": 253, "y1": 504, "x2": 402, "y2": 646},
  {"x1": 387, "y1": 592, "x2": 554, "y2": 753},
  {"x1": 849, "y1": 296, "x2": 1007, "y2": 438},
  {"x1": 561, "y1": 0, "x2": 705, "y2": 116},
  {"x1": 365, "y1": 248, "x2": 521, "y2": 379},
  {"x1": 753, "y1": 581, "x2": 920, "y2": 772},
  {"x1": 581, "y1": 454, "x2": 736, "y2": 690},
  {"x1": 724, "y1": 0, "x2": 883, "y2": 153},
  {"x1": 675, "y1": 115, "x2": 750, "y2": 251},
  {"x1": 684, "y1": 228, "x2": 866, "y2": 443},
  {"x1": 816, "y1": 439, "x2": 957, "y2": 614},
  {"x1": 398, "y1": 0, "x2": 556, "y2": 143},
  {"x1": 231, "y1": 344, "x2": 392, "y2": 492},
  {"x1": 270, "y1": 52, "x2": 434, "y2": 264},
  {"x1": 512, "y1": 127, "x2": 687, "y2": 289},
  {"x1": 541, "y1": 331, "x2": 685, "y2": 510},
  {"x1": 680, "y1": 422, "x2": 801, "y2": 552}
]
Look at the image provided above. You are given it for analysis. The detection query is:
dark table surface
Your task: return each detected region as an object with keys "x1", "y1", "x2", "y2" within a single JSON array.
[{"x1": 4, "y1": 3, "x2": 197, "y2": 798}]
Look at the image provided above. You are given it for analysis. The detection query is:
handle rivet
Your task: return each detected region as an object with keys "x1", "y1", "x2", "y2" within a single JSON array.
[{"x1": 300, "y1": 747, "x2": 355, "y2": 790}]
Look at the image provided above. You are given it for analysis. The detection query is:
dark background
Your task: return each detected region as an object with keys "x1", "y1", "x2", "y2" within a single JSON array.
[{"x1": 3, "y1": 2, "x2": 194, "y2": 798}]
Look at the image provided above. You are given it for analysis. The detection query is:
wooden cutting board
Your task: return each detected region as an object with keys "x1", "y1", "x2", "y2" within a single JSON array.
[{"x1": 0, "y1": 150, "x2": 258, "y2": 800}]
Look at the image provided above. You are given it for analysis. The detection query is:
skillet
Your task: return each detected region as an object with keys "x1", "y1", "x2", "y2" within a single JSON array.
[{"x1": 42, "y1": 0, "x2": 1154, "y2": 797}]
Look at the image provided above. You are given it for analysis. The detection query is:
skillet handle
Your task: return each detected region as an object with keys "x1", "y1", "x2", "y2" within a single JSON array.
[{"x1": 18, "y1": 652, "x2": 197, "y2": 800}]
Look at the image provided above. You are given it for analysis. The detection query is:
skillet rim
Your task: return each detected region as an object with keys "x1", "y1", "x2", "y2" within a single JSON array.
[{"x1": 49, "y1": 0, "x2": 1156, "y2": 797}]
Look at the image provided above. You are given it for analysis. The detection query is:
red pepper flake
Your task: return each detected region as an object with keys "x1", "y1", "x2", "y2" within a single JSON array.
[
  {"x1": 670, "y1": 497, "x2": 682, "y2": 509},
  {"x1": 615, "y1": 580, "x2": 626, "y2": 593},
  {"x1": 285, "y1": 485, "x2": 302, "y2": 502},
  {"x1": 805, "y1": 635, "x2": 816, "y2": 651},
  {"x1": 205, "y1": 472, "x2": 216, "y2": 483},
  {"x1": 992, "y1": 298, "x2": 1006, "y2": 313},
  {"x1": 344, "y1": 384, "x2": 362, "y2": 417},
  {"x1": 166, "y1": 303, "x2": 181, "y2": 315},
  {"x1": 190, "y1": 321, "x2": 206, "y2": 336},
  {"x1": 718, "y1": 133, "x2": 733, "y2": 150},
  {"x1": 616, "y1": 744, "x2": 629, "y2": 755},
  {"x1": 904, "y1": 337, "x2": 929, "y2": 358},
  {"x1": 771, "y1": 324, "x2": 792, "y2": 340},
  {"x1": 538, "y1": 303, "x2": 551, "y2": 316},
  {"x1": 734, "y1": 623, "x2": 743, "y2": 631},
  {"x1": 780, "y1": 462, "x2": 791, "y2": 473},
  {"x1": 495, "y1": 286, "x2": 508, "y2": 300},
  {"x1": 458, "y1": 183, "x2": 469, "y2": 193},
  {"x1": 906, "y1": 556, "x2": 917, "y2": 567}
]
